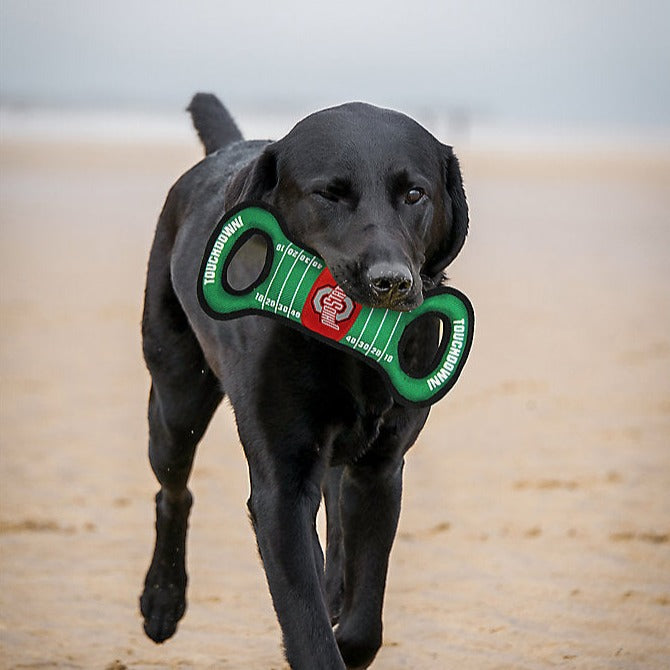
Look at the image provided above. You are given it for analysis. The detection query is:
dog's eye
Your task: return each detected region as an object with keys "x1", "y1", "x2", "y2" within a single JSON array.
[
  {"x1": 314, "y1": 190, "x2": 340, "y2": 203},
  {"x1": 312, "y1": 179, "x2": 352, "y2": 204},
  {"x1": 405, "y1": 187, "x2": 425, "y2": 205}
]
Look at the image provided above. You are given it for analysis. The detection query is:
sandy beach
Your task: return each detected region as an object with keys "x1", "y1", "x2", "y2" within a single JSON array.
[{"x1": 1, "y1": 131, "x2": 669, "y2": 669}]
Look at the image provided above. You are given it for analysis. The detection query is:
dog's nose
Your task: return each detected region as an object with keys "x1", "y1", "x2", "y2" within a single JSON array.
[{"x1": 368, "y1": 263, "x2": 413, "y2": 299}]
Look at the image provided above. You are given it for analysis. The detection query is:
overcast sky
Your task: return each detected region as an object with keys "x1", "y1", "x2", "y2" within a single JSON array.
[{"x1": 1, "y1": 0, "x2": 669, "y2": 129}]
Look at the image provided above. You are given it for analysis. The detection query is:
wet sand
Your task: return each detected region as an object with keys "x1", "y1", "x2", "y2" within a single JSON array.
[{"x1": 1, "y1": 135, "x2": 669, "y2": 669}]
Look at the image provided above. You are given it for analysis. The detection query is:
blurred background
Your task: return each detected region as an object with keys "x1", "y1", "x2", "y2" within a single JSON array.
[
  {"x1": 2, "y1": 0, "x2": 669, "y2": 145},
  {"x1": 1, "y1": 2, "x2": 669, "y2": 669}
]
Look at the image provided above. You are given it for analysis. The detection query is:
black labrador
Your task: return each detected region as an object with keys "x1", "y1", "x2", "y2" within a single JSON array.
[{"x1": 140, "y1": 93, "x2": 468, "y2": 669}]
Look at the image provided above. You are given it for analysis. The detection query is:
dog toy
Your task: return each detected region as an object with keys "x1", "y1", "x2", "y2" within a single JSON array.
[{"x1": 198, "y1": 202, "x2": 474, "y2": 407}]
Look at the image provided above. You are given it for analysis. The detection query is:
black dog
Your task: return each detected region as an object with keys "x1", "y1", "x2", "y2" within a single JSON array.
[{"x1": 140, "y1": 93, "x2": 468, "y2": 669}]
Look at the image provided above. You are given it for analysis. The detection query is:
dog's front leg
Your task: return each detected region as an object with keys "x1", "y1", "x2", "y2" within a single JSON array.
[
  {"x1": 334, "y1": 407, "x2": 428, "y2": 669},
  {"x1": 334, "y1": 455, "x2": 404, "y2": 669},
  {"x1": 245, "y1": 442, "x2": 346, "y2": 670}
]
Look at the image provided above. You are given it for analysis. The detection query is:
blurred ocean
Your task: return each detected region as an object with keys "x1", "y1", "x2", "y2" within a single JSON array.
[{"x1": 3, "y1": 104, "x2": 669, "y2": 155}]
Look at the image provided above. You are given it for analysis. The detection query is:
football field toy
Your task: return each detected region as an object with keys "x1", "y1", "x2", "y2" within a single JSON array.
[{"x1": 198, "y1": 202, "x2": 474, "y2": 407}]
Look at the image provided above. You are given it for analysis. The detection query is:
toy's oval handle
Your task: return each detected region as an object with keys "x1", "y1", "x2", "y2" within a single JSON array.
[
  {"x1": 218, "y1": 228, "x2": 275, "y2": 296},
  {"x1": 379, "y1": 289, "x2": 474, "y2": 406},
  {"x1": 199, "y1": 205, "x2": 325, "y2": 321}
]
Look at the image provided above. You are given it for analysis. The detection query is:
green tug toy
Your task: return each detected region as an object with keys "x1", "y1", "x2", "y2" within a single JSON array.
[{"x1": 198, "y1": 203, "x2": 474, "y2": 407}]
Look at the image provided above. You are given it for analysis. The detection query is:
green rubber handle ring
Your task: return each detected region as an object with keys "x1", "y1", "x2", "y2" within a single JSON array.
[{"x1": 198, "y1": 202, "x2": 474, "y2": 407}]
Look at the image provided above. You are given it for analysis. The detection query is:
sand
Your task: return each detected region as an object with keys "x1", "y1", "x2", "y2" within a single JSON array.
[{"x1": 1, "y1": 134, "x2": 669, "y2": 669}]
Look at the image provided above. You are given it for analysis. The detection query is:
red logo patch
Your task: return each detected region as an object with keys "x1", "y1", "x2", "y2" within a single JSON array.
[{"x1": 301, "y1": 268, "x2": 362, "y2": 341}]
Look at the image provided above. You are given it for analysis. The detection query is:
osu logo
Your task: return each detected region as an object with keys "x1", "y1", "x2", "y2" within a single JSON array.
[
  {"x1": 312, "y1": 285, "x2": 355, "y2": 330},
  {"x1": 301, "y1": 268, "x2": 362, "y2": 341}
]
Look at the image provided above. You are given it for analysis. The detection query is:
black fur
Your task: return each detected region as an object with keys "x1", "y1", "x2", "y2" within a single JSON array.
[{"x1": 140, "y1": 93, "x2": 469, "y2": 669}]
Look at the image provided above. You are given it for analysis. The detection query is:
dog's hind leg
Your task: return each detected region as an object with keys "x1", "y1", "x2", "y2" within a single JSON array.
[{"x1": 139, "y1": 218, "x2": 224, "y2": 643}]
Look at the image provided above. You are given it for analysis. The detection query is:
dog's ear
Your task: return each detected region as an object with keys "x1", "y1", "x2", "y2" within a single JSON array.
[
  {"x1": 225, "y1": 144, "x2": 279, "y2": 205},
  {"x1": 425, "y1": 145, "x2": 469, "y2": 277}
]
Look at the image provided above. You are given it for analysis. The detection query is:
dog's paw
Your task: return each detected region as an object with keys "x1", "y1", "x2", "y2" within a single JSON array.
[
  {"x1": 335, "y1": 620, "x2": 382, "y2": 670},
  {"x1": 140, "y1": 563, "x2": 187, "y2": 643}
]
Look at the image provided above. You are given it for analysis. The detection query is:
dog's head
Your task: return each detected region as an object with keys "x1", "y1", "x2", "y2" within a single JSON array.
[{"x1": 226, "y1": 103, "x2": 468, "y2": 311}]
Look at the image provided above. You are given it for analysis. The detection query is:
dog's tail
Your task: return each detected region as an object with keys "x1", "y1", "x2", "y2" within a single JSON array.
[{"x1": 187, "y1": 93, "x2": 243, "y2": 155}]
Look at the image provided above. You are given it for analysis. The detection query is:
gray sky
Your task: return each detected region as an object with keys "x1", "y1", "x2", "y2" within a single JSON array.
[{"x1": 1, "y1": 0, "x2": 669, "y2": 128}]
